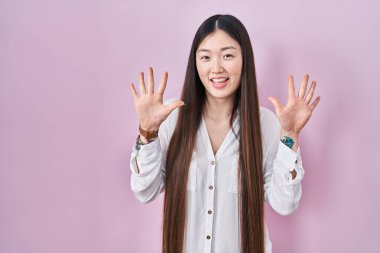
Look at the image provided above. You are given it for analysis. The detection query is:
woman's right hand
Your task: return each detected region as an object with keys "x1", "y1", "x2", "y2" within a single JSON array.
[{"x1": 130, "y1": 67, "x2": 185, "y2": 132}]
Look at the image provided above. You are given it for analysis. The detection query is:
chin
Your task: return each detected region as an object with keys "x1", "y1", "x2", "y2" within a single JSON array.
[{"x1": 206, "y1": 90, "x2": 236, "y2": 100}]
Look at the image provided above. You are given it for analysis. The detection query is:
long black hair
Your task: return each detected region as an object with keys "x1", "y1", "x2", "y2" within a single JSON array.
[{"x1": 163, "y1": 14, "x2": 264, "y2": 253}]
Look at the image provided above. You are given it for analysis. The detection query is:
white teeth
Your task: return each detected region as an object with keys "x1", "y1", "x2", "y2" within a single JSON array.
[{"x1": 211, "y1": 78, "x2": 228, "y2": 83}]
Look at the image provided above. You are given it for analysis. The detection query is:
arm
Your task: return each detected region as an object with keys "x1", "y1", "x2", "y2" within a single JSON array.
[
  {"x1": 263, "y1": 112, "x2": 305, "y2": 215},
  {"x1": 265, "y1": 73, "x2": 320, "y2": 215},
  {"x1": 280, "y1": 129, "x2": 299, "y2": 180},
  {"x1": 129, "y1": 67, "x2": 184, "y2": 203},
  {"x1": 129, "y1": 125, "x2": 168, "y2": 203}
]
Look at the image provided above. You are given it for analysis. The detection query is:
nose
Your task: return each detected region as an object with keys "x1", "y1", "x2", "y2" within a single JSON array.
[{"x1": 211, "y1": 59, "x2": 224, "y2": 74}]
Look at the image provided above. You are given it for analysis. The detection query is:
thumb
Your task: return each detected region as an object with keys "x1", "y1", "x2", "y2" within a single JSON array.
[
  {"x1": 268, "y1": 96, "x2": 282, "y2": 115},
  {"x1": 165, "y1": 100, "x2": 185, "y2": 114}
]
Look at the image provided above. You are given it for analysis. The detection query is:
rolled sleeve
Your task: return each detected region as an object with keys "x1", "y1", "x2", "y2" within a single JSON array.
[
  {"x1": 129, "y1": 98, "x2": 179, "y2": 203},
  {"x1": 262, "y1": 107, "x2": 305, "y2": 215},
  {"x1": 274, "y1": 141, "x2": 305, "y2": 185},
  {"x1": 130, "y1": 138, "x2": 161, "y2": 176}
]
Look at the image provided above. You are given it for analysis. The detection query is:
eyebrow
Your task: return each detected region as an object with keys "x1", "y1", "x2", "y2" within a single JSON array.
[{"x1": 196, "y1": 46, "x2": 238, "y2": 54}]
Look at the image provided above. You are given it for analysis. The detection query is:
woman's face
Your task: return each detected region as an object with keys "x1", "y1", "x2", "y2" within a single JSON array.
[{"x1": 196, "y1": 29, "x2": 243, "y2": 100}]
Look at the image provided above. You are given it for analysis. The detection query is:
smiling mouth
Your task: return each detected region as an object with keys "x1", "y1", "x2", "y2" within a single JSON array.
[{"x1": 210, "y1": 77, "x2": 229, "y2": 83}]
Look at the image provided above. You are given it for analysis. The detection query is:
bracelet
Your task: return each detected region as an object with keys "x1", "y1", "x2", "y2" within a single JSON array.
[
  {"x1": 281, "y1": 136, "x2": 294, "y2": 149},
  {"x1": 139, "y1": 125, "x2": 158, "y2": 139},
  {"x1": 135, "y1": 134, "x2": 156, "y2": 150}
]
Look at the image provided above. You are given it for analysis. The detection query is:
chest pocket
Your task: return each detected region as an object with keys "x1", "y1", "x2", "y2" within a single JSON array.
[
  {"x1": 187, "y1": 151, "x2": 197, "y2": 192},
  {"x1": 228, "y1": 156, "x2": 241, "y2": 193}
]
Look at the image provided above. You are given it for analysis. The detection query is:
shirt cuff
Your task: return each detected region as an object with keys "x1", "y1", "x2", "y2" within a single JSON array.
[
  {"x1": 275, "y1": 141, "x2": 305, "y2": 185},
  {"x1": 130, "y1": 138, "x2": 161, "y2": 176}
]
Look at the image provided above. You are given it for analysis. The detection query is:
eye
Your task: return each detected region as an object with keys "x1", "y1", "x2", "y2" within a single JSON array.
[
  {"x1": 223, "y1": 54, "x2": 234, "y2": 59},
  {"x1": 200, "y1": 55, "x2": 210, "y2": 60}
]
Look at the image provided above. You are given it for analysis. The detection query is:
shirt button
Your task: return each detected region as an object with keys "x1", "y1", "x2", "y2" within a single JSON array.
[
  {"x1": 209, "y1": 186, "x2": 213, "y2": 190},
  {"x1": 208, "y1": 210, "x2": 212, "y2": 214},
  {"x1": 206, "y1": 235, "x2": 211, "y2": 240},
  {"x1": 211, "y1": 161, "x2": 215, "y2": 165},
  {"x1": 295, "y1": 160, "x2": 298, "y2": 164}
]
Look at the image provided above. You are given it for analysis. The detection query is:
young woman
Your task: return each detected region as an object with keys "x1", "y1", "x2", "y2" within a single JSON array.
[{"x1": 129, "y1": 14, "x2": 320, "y2": 253}]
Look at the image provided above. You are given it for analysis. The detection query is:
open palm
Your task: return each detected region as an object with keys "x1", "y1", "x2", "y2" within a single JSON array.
[
  {"x1": 268, "y1": 74, "x2": 321, "y2": 134},
  {"x1": 130, "y1": 67, "x2": 185, "y2": 132}
]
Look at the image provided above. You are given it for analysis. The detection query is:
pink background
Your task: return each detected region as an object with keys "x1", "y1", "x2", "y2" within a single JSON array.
[{"x1": 1, "y1": 0, "x2": 379, "y2": 252}]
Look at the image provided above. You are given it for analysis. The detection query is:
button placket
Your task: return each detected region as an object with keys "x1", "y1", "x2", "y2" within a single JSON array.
[{"x1": 205, "y1": 157, "x2": 216, "y2": 251}]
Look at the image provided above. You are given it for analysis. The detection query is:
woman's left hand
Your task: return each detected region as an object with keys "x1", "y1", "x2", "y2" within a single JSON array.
[{"x1": 268, "y1": 74, "x2": 321, "y2": 136}]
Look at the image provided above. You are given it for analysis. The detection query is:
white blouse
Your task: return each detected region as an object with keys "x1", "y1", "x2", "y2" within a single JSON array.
[{"x1": 129, "y1": 98, "x2": 305, "y2": 253}]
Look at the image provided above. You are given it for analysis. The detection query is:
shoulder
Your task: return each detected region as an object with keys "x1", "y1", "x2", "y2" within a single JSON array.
[
  {"x1": 259, "y1": 105, "x2": 281, "y2": 148},
  {"x1": 259, "y1": 106, "x2": 280, "y2": 128}
]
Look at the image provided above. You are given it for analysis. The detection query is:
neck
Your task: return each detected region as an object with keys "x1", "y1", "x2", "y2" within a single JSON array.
[{"x1": 203, "y1": 94, "x2": 236, "y2": 122}]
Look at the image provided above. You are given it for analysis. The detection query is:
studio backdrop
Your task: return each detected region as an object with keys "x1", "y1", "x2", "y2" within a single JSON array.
[{"x1": 0, "y1": 0, "x2": 379, "y2": 252}]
